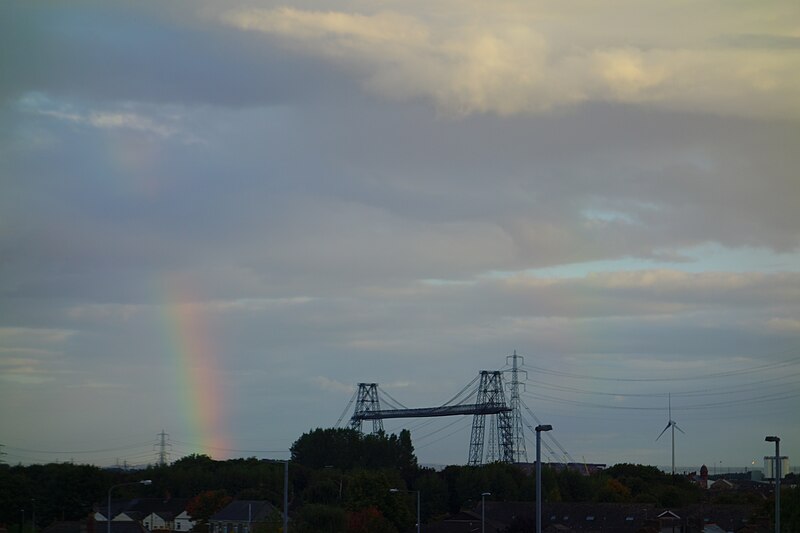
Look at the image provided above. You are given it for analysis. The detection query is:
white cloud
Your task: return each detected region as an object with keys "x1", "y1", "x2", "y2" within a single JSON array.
[
  {"x1": 0, "y1": 347, "x2": 60, "y2": 357},
  {"x1": 766, "y1": 318, "x2": 800, "y2": 333},
  {"x1": 311, "y1": 375, "x2": 353, "y2": 394},
  {"x1": 0, "y1": 327, "x2": 75, "y2": 345},
  {"x1": 221, "y1": 5, "x2": 800, "y2": 117},
  {"x1": 87, "y1": 111, "x2": 175, "y2": 137},
  {"x1": 18, "y1": 93, "x2": 185, "y2": 139},
  {"x1": 66, "y1": 303, "x2": 144, "y2": 321},
  {"x1": 0, "y1": 357, "x2": 57, "y2": 385},
  {"x1": 0, "y1": 328, "x2": 74, "y2": 385}
]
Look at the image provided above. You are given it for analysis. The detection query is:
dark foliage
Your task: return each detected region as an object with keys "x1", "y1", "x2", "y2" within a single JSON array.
[
  {"x1": 290, "y1": 428, "x2": 417, "y2": 476},
  {"x1": 1, "y1": 432, "x2": 787, "y2": 533}
]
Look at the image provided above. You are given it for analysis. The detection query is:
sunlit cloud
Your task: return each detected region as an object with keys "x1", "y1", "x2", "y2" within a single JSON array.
[{"x1": 222, "y1": 5, "x2": 800, "y2": 117}]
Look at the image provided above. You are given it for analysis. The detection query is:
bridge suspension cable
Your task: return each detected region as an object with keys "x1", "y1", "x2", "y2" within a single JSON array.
[
  {"x1": 335, "y1": 388, "x2": 359, "y2": 428},
  {"x1": 521, "y1": 398, "x2": 576, "y2": 465}
]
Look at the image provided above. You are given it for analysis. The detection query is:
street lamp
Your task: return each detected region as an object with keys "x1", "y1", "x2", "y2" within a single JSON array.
[
  {"x1": 389, "y1": 488, "x2": 420, "y2": 533},
  {"x1": 481, "y1": 492, "x2": 491, "y2": 533},
  {"x1": 266, "y1": 459, "x2": 290, "y2": 533},
  {"x1": 765, "y1": 436, "x2": 780, "y2": 533},
  {"x1": 283, "y1": 460, "x2": 289, "y2": 533},
  {"x1": 535, "y1": 425, "x2": 552, "y2": 533},
  {"x1": 108, "y1": 480, "x2": 151, "y2": 533}
]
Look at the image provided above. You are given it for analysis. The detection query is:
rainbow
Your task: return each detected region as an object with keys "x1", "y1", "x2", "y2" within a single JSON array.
[{"x1": 162, "y1": 276, "x2": 230, "y2": 457}]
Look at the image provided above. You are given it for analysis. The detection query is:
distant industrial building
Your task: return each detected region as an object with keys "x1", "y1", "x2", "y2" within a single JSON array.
[{"x1": 763, "y1": 455, "x2": 789, "y2": 479}]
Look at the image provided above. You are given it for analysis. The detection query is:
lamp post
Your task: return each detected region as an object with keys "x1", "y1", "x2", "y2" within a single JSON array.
[
  {"x1": 283, "y1": 460, "x2": 289, "y2": 533},
  {"x1": 20, "y1": 509, "x2": 24, "y2": 533},
  {"x1": 481, "y1": 492, "x2": 491, "y2": 533},
  {"x1": 535, "y1": 425, "x2": 552, "y2": 533},
  {"x1": 389, "y1": 488, "x2": 420, "y2": 533},
  {"x1": 107, "y1": 480, "x2": 151, "y2": 533},
  {"x1": 263, "y1": 459, "x2": 290, "y2": 532},
  {"x1": 765, "y1": 436, "x2": 780, "y2": 533}
]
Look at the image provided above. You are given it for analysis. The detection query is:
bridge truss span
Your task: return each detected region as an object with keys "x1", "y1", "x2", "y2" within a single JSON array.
[{"x1": 348, "y1": 371, "x2": 514, "y2": 465}]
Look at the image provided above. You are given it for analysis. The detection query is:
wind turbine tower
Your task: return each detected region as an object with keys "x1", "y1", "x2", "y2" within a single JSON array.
[{"x1": 656, "y1": 393, "x2": 685, "y2": 476}]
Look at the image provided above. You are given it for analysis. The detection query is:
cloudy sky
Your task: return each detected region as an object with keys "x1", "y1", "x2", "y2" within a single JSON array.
[{"x1": 1, "y1": 0, "x2": 799, "y2": 471}]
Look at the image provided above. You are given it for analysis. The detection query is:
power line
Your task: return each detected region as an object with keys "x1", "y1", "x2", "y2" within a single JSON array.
[
  {"x1": 169, "y1": 439, "x2": 289, "y2": 454},
  {"x1": 521, "y1": 354, "x2": 800, "y2": 382},
  {"x1": 414, "y1": 418, "x2": 473, "y2": 450},
  {"x1": 378, "y1": 386, "x2": 409, "y2": 409},
  {"x1": 520, "y1": 398, "x2": 576, "y2": 465},
  {"x1": 519, "y1": 371, "x2": 800, "y2": 399},
  {"x1": 3, "y1": 442, "x2": 153, "y2": 455},
  {"x1": 414, "y1": 416, "x2": 471, "y2": 443},
  {"x1": 521, "y1": 388, "x2": 800, "y2": 411}
]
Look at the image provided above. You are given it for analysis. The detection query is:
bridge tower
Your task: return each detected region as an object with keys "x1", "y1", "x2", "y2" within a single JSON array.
[
  {"x1": 350, "y1": 383, "x2": 384, "y2": 433},
  {"x1": 468, "y1": 371, "x2": 514, "y2": 465}
]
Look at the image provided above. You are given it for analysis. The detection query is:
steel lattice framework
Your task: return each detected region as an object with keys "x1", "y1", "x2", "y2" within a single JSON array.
[
  {"x1": 350, "y1": 372, "x2": 514, "y2": 465},
  {"x1": 468, "y1": 371, "x2": 514, "y2": 465},
  {"x1": 507, "y1": 351, "x2": 528, "y2": 463},
  {"x1": 349, "y1": 383, "x2": 384, "y2": 433}
]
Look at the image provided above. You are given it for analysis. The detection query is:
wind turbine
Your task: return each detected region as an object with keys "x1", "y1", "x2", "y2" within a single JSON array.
[{"x1": 656, "y1": 393, "x2": 685, "y2": 476}]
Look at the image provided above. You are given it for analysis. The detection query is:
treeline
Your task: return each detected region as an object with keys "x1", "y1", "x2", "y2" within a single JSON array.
[{"x1": 1, "y1": 428, "x2": 796, "y2": 533}]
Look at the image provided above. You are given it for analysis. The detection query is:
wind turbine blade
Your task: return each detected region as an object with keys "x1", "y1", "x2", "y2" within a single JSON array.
[
  {"x1": 656, "y1": 422, "x2": 670, "y2": 441},
  {"x1": 674, "y1": 423, "x2": 686, "y2": 435},
  {"x1": 668, "y1": 393, "x2": 672, "y2": 420}
]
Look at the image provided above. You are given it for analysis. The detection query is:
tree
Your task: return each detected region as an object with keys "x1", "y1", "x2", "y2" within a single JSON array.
[
  {"x1": 186, "y1": 490, "x2": 232, "y2": 533},
  {"x1": 557, "y1": 467, "x2": 592, "y2": 502},
  {"x1": 598, "y1": 478, "x2": 631, "y2": 503},
  {"x1": 291, "y1": 428, "x2": 418, "y2": 474},
  {"x1": 415, "y1": 471, "x2": 448, "y2": 521},
  {"x1": 294, "y1": 504, "x2": 346, "y2": 533},
  {"x1": 345, "y1": 507, "x2": 396, "y2": 533},
  {"x1": 291, "y1": 429, "x2": 362, "y2": 469}
]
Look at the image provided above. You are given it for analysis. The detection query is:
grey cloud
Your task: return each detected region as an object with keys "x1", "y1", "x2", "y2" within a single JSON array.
[
  {"x1": 0, "y1": 3, "x2": 351, "y2": 107},
  {"x1": 1, "y1": 1, "x2": 798, "y2": 467},
  {"x1": 721, "y1": 34, "x2": 800, "y2": 50},
  {"x1": 3, "y1": 99, "x2": 799, "y2": 307}
]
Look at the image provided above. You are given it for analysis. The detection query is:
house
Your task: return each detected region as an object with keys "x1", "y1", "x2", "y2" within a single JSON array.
[
  {"x1": 420, "y1": 510, "x2": 504, "y2": 532},
  {"x1": 208, "y1": 501, "x2": 279, "y2": 533},
  {"x1": 709, "y1": 479, "x2": 735, "y2": 491},
  {"x1": 113, "y1": 512, "x2": 143, "y2": 523},
  {"x1": 95, "y1": 498, "x2": 190, "y2": 532},
  {"x1": 427, "y1": 501, "x2": 656, "y2": 532},
  {"x1": 142, "y1": 511, "x2": 177, "y2": 532},
  {"x1": 656, "y1": 510, "x2": 682, "y2": 532},
  {"x1": 99, "y1": 524, "x2": 150, "y2": 533},
  {"x1": 173, "y1": 510, "x2": 195, "y2": 532},
  {"x1": 425, "y1": 501, "x2": 763, "y2": 533},
  {"x1": 56, "y1": 520, "x2": 147, "y2": 533},
  {"x1": 681, "y1": 504, "x2": 763, "y2": 532}
]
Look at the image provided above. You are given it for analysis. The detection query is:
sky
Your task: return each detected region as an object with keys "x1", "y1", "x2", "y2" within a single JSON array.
[{"x1": 1, "y1": 0, "x2": 799, "y2": 472}]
